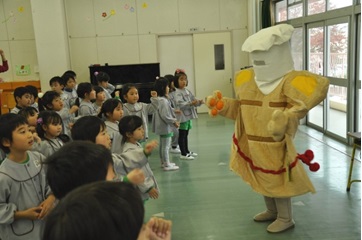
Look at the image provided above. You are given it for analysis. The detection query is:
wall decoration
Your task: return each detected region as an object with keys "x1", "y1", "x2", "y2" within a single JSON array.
[
  {"x1": 15, "y1": 65, "x2": 31, "y2": 76},
  {"x1": 102, "y1": 9, "x2": 116, "y2": 21},
  {"x1": 2, "y1": 7, "x2": 25, "y2": 24},
  {"x1": 2, "y1": 11, "x2": 14, "y2": 23}
]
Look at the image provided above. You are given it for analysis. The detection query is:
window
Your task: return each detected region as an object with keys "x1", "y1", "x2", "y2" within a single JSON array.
[
  {"x1": 327, "y1": 23, "x2": 348, "y2": 79},
  {"x1": 275, "y1": 1, "x2": 287, "y2": 22},
  {"x1": 328, "y1": 0, "x2": 353, "y2": 11},
  {"x1": 288, "y1": 3, "x2": 303, "y2": 19},
  {"x1": 308, "y1": 0, "x2": 326, "y2": 15},
  {"x1": 291, "y1": 27, "x2": 303, "y2": 70}
]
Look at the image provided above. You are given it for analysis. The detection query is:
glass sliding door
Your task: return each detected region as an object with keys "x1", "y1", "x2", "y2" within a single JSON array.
[
  {"x1": 326, "y1": 20, "x2": 349, "y2": 138},
  {"x1": 306, "y1": 17, "x2": 351, "y2": 140},
  {"x1": 307, "y1": 23, "x2": 325, "y2": 130}
]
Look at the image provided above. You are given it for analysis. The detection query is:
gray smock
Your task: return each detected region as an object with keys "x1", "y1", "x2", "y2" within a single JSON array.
[{"x1": 0, "y1": 151, "x2": 51, "y2": 240}]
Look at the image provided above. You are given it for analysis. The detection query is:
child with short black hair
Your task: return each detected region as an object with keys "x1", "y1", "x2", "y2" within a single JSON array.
[
  {"x1": 98, "y1": 98, "x2": 124, "y2": 154},
  {"x1": 119, "y1": 115, "x2": 159, "y2": 201},
  {"x1": 61, "y1": 73, "x2": 77, "y2": 106},
  {"x1": 26, "y1": 85, "x2": 39, "y2": 112},
  {"x1": 122, "y1": 83, "x2": 158, "y2": 141},
  {"x1": 95, "y1": 71, "x2": 117, "y2": 100},
  {"x1": 32, "y1": 110, "x2": 70, "y2": 157},
  {"x1": 10, "y1": 86, "x2": 32, "y2": 114},
  {"x1": 76, "y1": 82, "x2": 98, "y2": 117},
  {"x1": 164, "y1": 74, "x2": 181, "y2": 154},
  {"x1": 93, "y1": 85, "x2": 106, "y2": 112},
  {"x1": 49, "y1": 76, "x2": 71, "y2": 109},
  {"x1": 71, "y1": 116, "x2": 153, "y2": 187},
  {"x1": 38, "y1": 91, "x2": 78, "y2": 137},
  {"x1": 43, "y1": 143, "x2": 171, "y2": 240},
  {"x1": 0, "y1": 113, "x2": 55, "y2": 240},
  {"x1": 152, "y1": 77, "x2": 180, "y2": 171},
  {"x1": 18, "y1": 106, "x2": 39, "y2": 133}
]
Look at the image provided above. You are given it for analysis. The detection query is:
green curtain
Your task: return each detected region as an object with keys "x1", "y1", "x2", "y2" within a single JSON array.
[{"x1": 261, "y1": 0, "x2": 272, "y2": 28}]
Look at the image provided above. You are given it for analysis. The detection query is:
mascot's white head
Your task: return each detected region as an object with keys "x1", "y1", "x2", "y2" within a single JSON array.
[{"x1": 242, "y1": 24, "x2": 294, "y2": 94}]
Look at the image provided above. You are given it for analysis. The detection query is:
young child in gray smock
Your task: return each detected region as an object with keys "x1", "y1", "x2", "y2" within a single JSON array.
[
  {"x1": 152, "y1": 77, "x2": 180, "y2": 171},
  {"x1": 119, "y1": 115, "x2": 159, "y2": 201},
  {"x1": 77, "y1": 82, "x2": 98, "y2": 117},
  {"x1": 98, "y1": 99, "x2": 124, "y2": 154},
  {"x1": 32, "y1": 111, "x2": 68, "y2": 157},
  {"x1": 122, "y1": 83, "x2": 159, "y2": 140},
  {"x1": 121, "y1": 141, "x2": 159, "y2": 201},
  {"x1": 173, "y1": 69, "x2": 204, "y2": 159},
  {"x1": 0, "y1": 113, "x2": 55, "y2": 240},
  {"x1": 95, "y1": 71, "x2": 116, "y2": 100}
]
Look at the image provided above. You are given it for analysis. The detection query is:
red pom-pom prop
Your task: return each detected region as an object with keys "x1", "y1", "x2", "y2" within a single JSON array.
[{"x1": 296, "y1": 150, "x2": 320, "y2": 172}]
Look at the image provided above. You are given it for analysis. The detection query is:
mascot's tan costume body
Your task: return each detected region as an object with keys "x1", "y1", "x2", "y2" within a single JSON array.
[{"x1": 206, "y1": 24, "x2": 329, "y2": 233}]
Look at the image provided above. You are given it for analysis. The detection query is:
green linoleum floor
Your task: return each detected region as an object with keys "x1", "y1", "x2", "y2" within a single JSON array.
[{"x1": 144, "y1": 114, "x2": 361, "y2": 240}]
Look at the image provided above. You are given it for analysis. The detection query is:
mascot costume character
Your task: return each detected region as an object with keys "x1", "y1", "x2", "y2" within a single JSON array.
[{"x1": 206, "y1": 24, "x2": 329, "y2": 233}]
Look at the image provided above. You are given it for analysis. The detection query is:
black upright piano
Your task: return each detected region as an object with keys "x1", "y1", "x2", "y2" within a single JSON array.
[{"x1": 89, "y1": 63, "x2": 160, "y2": 103}]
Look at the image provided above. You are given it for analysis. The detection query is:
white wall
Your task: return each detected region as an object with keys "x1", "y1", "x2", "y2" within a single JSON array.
[{"x1": 0, "y1": 0, "x2": 251, "y2": 89}]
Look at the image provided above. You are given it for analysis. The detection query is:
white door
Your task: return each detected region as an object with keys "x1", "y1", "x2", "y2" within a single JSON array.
[
  {"x1": 193, "y1": 32, "x2": 233, "y2": 113},
  {"x1": 157, "y1": 35, "x2": 195, "y2": 95}
]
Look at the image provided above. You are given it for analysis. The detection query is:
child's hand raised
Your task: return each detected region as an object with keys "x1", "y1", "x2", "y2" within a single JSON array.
[
  {"x1": 150, "y1": 91, "x2": 158, "y2": 97},
  {"x1": 127, "y1": 168, "x2": 145, "y2": 185},
  {"x1": 144, "y1": 140, "x2": 158, "y2": 155},
  {"x1": 148, "y1": 187, "x2": 159, "y2": 199},
  {"x1": 69, "y1": 105, "x2": 79, "y2": 114}
]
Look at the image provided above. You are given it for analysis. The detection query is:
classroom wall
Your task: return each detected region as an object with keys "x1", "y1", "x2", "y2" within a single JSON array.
[{"x1": 0, "y1": 0, "x2": 251, "y2": 91}]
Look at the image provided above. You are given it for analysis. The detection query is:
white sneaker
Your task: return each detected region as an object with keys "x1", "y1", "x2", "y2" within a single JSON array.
[
  {"x1": 163, "y1": 165, "x2": 180, "y2": 171},
  {"x1": 161, "y1": 162, "x2": 176, "y2": 168},
  {"x1": 188, "y1": 152, "x2": 198, "y2": 156},
  {"x1": 180, "y1": 154, "x2": 195, "y2": 160},
  {"x1": 170, "y1": 148, "x2": 181, "y2": 154}
]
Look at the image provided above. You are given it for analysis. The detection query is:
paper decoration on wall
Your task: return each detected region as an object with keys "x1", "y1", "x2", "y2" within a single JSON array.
[
  {"x1": 123, "y1": 4, "x2": 135, "y2": 13},
  {"x1": 2, "y1": 11, "x2": 14, "y2": 23},
  {"x1": 15, "y1": 65, "x2": 31, "y2": 76},
  {"x1": 2, "y1": 7, "x2": 24, "y2": 24},
  {"x1": 142, "y1": 3, "x2": 148, "y2": 8},
  {"x1": 102, "y1": 10, "x2": 116, "y2": 21}
]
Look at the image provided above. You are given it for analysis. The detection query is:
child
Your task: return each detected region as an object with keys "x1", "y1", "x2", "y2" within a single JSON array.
[
  {"x1": 10, "y1": 86, "x2": 32, "y2": 114},
  {"x1": 173, "y1": 69, "x2": 204, "y2": 160},
  {"x1": 164, "y1": 74, "x2": 181, "y2": 154},
  {"x1": 95, "y1": 71, "x2": 116, "y2": 100},
  {"x1": 0, "y1": 113, "x2": 55, "y2": 240},
  {"x1": 122, "y1": 83, "x2": 158, "y2": 141},
  {"x1": 98, "y1": 98, "x2": 124, "y2": 154},
  {"x1": 152, "y1": 77, "x2": 180, "y2": 171},
  {"x1": 38, "y1": 91, "x2": 78, "y2": 137},
  {"x1": 93, "y1": 86, "x2": 106, "y2": 112},
  {"x1": 43, "y1": 181, "x2": 172, "y2": 240},
  {"x1": 18, "y1": 106, "x2": 38, "y2": 133},
  {"x1": 32, "y1": 111, "x2": 70, "y2": 157},
  {"x1": 61, "y1": 73, "x2": 78, "y2": 106},
  {"x1": 119, "y1": 115, "x2": 159, "y2": 201},
  {"x1": 43, "y1": 142, "x2": 171, "y2": 240},
  {"x1": 71, "y1": 116, "x2": 156, "y2": 187},
  {"x1": 49, "y1": 76, "x2": 71, "y2": 110},
  {"x1": 26, "y1": 85, "x2": 39, "y2": 112},
  {"x1": 76, "y1": 82, "x2": 98, "y2": 117}
]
